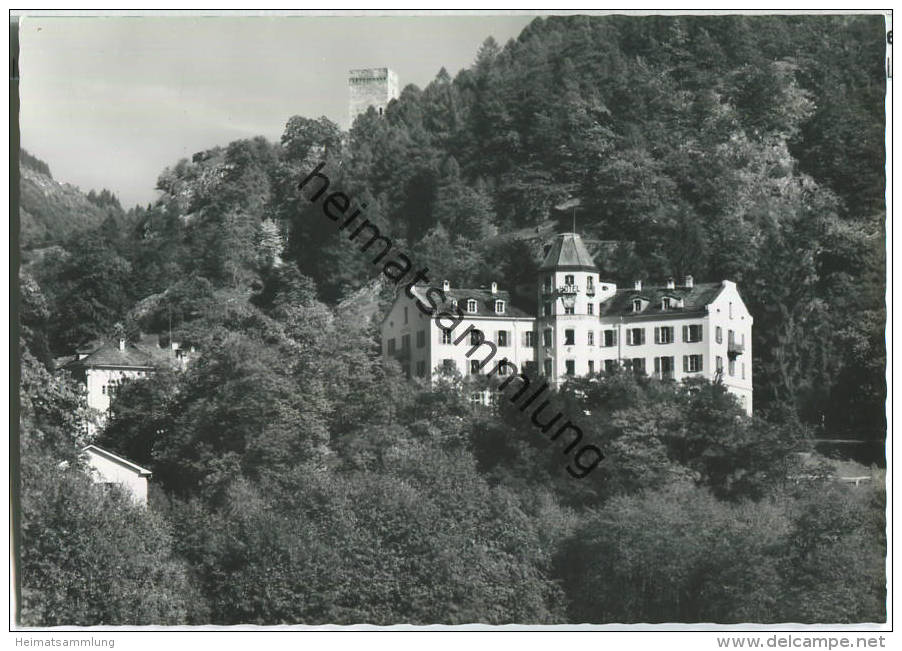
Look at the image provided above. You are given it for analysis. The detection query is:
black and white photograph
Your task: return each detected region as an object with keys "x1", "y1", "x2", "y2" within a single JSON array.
[{"x1": 10, "y1": 7, "x2": 891, "y2": 638}]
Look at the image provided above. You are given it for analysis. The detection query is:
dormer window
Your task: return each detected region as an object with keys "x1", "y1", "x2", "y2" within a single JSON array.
[
  {"x1": 494, "y1": 300, "x2": 505, "y2": 314},
  {"x1": 466, "y1": 299, "x2": 478, "y2": 314},
  {"x1": 565, "y1": 274, "x2": 575, "y2": 286},
  {"x1": 662, "y1": 297, "x2": 672, "y2": 311},
  {"x1": 633, "y1": 299, "x2": 643, "y2": 313}
]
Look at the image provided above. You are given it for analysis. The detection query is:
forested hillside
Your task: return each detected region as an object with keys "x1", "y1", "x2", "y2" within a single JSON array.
[
  {"x1": 19, "y1": 148, "x2": 126, "y2": 249},
  {"x1": 18, "y1": 15, "x2": 886, "y2": 625}
]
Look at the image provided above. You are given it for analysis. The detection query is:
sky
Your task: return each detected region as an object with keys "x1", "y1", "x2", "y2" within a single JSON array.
[{"x1": 18, "y1": 13, "x2": 535, "y2": 207}]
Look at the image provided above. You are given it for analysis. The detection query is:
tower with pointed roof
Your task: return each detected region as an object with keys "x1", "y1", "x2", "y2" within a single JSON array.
[{"x1": 536, "y1": 233, "x2": 617, "y2": 383}]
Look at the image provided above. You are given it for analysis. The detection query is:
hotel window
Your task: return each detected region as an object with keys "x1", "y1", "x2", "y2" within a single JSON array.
[
  {"x1": 404, "y1": 306, "x2": 409, "y2": 324},
  {"x1": 470, "y1": 330, "x2": 484, "y2": 346},
  {"x1": 565, "y1": 360, "x2": 575, "y2": 376},
  {"x1": 654, "y1": 356, "x2": 675, "y2": 380},
  {"x1": 587, "y1": 303, "x2": 594, "y2": 315},
  {"x1": 543, "y1": 329, "x2": 552, "y2": 347},
  {"x1": 401, "y1": 334, "x2": 410, "y2": 350},
  {"x1": 683, "y1": 324, "x2": 703, "y2": 343},
  {"x1": 470, "y1": 360, "x2": 481, "y2": 375},
  {"x1": 442, "y1": 359, "x2": 455, "y2": 372},
  {"x1": 564, "y1": 329, "x2": 575, "y2": 346},
  {"x1": 416, "y1": 361, "x2": 426, "y2": 377},
  {"x1": 387, "y1": 338, "x2": 396, "y2": 354},
  {"x1": 716, "y1": 356, "x2": 724, "y2": 373},
  {"x1": 716, "y1": 326, "x2": 723, "y2": 344},
  {"x1": 416, "y1": 330, "x2": 426, "y2": 348},
  {"x1": 543, "y1": 302, "x2": 552, "y2": 316},
  {"x1": 586, "y1": 277, "x2": 595, "y2": 294},
  {"x1": 684, "y1": 354, "x2": 703, "y2": 373},
  {"x1": 467, "y1": 299, "x2": 478, "y2": 314},
  {"x1": 442, "y1": 329, "x2": 453, "y2": 344},
  {"x1": 587, "y1": 331, "x2": 595, "y2": 346},
  {"x1": 543, "y1": 359, "x2": 552, "y2": 376},
  {"x1": 655, "y1": 326, "x2": 674, "y2": 344},
  {"x1": 728, "y1": 358, "x2": 736, "y2": 377},
  {"x1": 524, "y1": 331, "x2": 535, "y2": 347},
  {"x1": 633, "y1": 299, "x2": 643, "y2": 312},
  {"x1": 565, "y1": 274, "x2": 575, "y2": 286},
  {"x1": 497, "y1": 330, "x2": 509, "y2": 347},
  {"x1": 470, "y1": 392, "x2": 482, "y2": 404},
  {"x1": 588, "y1": 360, "x2": 595, "y2": 374},
  {"x1": 495, "y1": 300, "x2": 505, "y2": 314},
  {"x1": 631, "y1": 358, "x2": 646, "y2": 374},
  {"x1": 603, "y1": 330, "x2": 617, "y2": 347},
  {"x1": 564, "y1": 304, "x2": 575, "y2": 315},
  {"x1": 627, "y1": 328, "x2": 645, "y2": 345},
  {"x1": 604, "y1": 359, "x2": 616, "y2": 374}
]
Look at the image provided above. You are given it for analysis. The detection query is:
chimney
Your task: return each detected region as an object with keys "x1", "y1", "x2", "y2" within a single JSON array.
[
  {"x1": 118, "y1": 338, "x2": 126, "y2": 351},
  {"x1": 684, "y1": 274, "x2": 694, "y2": 288},
  {"x1": 666, "y1": 278, "x2": 676, "y2": 290},
  {"x1": 490, "y1": 282, "x2": 498, "y2": 295},
  {"x1": 634, "y1": 279, "x2": 642, "y2": 291},
  {"x1": 442, "y1": 279, "x2": 450, "y2": 292}
]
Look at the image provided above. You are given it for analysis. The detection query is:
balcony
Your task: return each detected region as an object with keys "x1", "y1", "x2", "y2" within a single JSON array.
[{"x1": 727, "y1": 342, "x2": 745, "y2": 360}]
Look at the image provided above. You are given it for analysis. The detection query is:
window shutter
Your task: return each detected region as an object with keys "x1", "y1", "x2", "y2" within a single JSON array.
[
  {"x1": 654, "y1": 327, "x2": 660, "y2": 344},
  {"x1": 683, "y1": 355, "x2": 688, "y2": 373},
  {"x1": 700, "y1": 355, "x2": 704, "y2": 372},
  {"x1": 626, "y1": 329, "x2": 632, "y2": 346},
  {"x1": 699, "y1": 325, "x2": 703, "y2": 342},
  {"x1": 682, "y1": 325, "x2": 688, "y2": 342},
  {"x1": 613, "y1": 329, "x2": 618, "y2": 345},
  {"x1": 654, "y1": 357, "x2": 660, "y2": 376}
]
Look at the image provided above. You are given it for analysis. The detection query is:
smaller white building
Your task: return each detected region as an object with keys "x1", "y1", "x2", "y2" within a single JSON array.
[{"x1": 82, "y1": 445, "x2": 152, "y2": 506}]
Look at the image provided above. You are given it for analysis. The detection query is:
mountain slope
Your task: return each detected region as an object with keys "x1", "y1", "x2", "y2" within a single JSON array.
[{"x1": 19, "y1": 150, "x2": 117, "y2": 248}]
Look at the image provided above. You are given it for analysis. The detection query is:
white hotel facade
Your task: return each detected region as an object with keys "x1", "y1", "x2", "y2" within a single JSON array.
[{"x1": 381, "y1": 233, "x2": 753, "y2": 414}]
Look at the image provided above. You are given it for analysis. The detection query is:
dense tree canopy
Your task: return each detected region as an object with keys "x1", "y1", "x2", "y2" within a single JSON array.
[{"x1": 17, "y1": 14, "x2": 885, "y2": 625}]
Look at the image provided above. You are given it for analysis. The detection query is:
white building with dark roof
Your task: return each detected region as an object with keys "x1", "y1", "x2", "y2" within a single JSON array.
[
  {"x1": 63, "y1": 334, "x2": 193, "y2": 430},
  {"x1": 381, "y1": 232, "x2": 753, "y2": 414}
]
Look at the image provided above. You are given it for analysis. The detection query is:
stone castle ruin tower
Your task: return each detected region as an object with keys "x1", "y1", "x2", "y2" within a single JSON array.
[{"x1": 348, "y1": 67, "x2": 400, "y2": 125}]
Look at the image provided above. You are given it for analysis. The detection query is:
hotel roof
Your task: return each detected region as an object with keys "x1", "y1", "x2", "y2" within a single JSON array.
[{"x1": 538, "y1": 233, "x2": 598, "y2": 272}]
